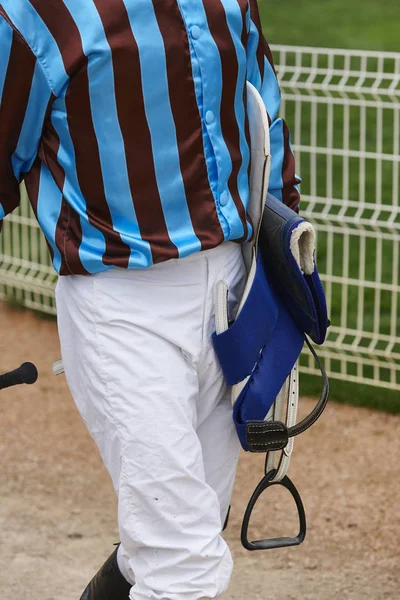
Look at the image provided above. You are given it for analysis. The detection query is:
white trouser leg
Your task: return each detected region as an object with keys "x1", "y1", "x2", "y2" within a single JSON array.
[
  {"x1": 196, "y1": 245, "x2": 244, "y2": 528},
  {"x1": 55, "y1": 242, "x2": 245, "y2": 600}
]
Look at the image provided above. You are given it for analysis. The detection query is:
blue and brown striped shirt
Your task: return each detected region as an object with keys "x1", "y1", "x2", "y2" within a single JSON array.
[{"x1": 0, "y1": 0, "x2": 300, "y2": 275}]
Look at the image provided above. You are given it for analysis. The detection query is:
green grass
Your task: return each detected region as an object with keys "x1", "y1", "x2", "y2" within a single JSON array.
[
  {"x1": 260, "y1": 0, "x2": 400, "y2": 53},
  {"x1": 261, "y1": 0, "x2": 400, "y2": 412},
  {"x1": 301, "y1": 375, "x2": 400, "y2": 414}
]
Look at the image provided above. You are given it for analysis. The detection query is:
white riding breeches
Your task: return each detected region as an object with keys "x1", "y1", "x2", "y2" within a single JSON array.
[{"x1": 55, "y1": 242, "x2": 246, "y2": 600}]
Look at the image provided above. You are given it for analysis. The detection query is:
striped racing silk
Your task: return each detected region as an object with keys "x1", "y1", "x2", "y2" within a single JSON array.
[{"x1": 0, "y1": 0, "x2": 300, "y2": 275}]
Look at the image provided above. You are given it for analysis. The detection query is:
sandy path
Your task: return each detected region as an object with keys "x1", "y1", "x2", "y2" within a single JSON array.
[{"x1": 0, "y1": 302, "x2": 399, "y2": 600}]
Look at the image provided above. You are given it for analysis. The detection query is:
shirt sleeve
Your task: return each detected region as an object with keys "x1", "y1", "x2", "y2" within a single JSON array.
[
  {"x1": 246, "y1": 0, "x2": 301, "y2": 211},
  {"x1": 0, "y1": 13, "x2": 52, "y2": 231}
]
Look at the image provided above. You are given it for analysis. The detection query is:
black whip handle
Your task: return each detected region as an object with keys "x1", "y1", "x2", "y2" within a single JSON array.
[{"x1": 0, "y1": 363, "x2": 38, "y2": 390}]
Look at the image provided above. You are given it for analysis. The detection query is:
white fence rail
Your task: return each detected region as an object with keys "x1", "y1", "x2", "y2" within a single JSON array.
[{"x1": 1, "y1": 45, "x2": 400, "y2": 390}]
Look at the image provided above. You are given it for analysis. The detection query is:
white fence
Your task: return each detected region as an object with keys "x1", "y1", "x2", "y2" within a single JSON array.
[
  {"x1": 271, "y1": 45, "x2": 400, "y2": 390},
  {"x1": 1, "y1": 45, "x2": 400, "y2": 390},
  {"x1": 0, "y1": 188, "x2": 56, "y2": 315}
]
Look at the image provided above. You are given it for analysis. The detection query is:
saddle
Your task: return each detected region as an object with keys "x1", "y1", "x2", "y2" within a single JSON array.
[{"x1": 212, "y1": 82, "x2": 330, "y2": 551}]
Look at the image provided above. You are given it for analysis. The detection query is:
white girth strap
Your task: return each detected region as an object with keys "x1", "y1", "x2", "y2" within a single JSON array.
[{"x1": 264, "y1": 361, "x2": 299, "y2": 482}]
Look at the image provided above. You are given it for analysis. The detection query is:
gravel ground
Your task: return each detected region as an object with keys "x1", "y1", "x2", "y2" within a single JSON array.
[{"x1": 0, "y1": 301, "x2": 399, "y2": 600}]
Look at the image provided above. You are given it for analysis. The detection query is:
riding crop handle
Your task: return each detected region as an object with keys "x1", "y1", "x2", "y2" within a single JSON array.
[{"x1": 0, "y1": 363, "x2": 38, "y2": 390}]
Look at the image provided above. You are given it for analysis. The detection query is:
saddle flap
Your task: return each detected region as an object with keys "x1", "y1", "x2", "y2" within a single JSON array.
[
  {"x1": 259, "y1": 193, "x2": 329, "y2": 345},
  {"x1": 231, "y1": 265, "x2": 304, "y2": 452},
  {"x1": 212, "y1": 252, "x2": 278, "y2": 386}
]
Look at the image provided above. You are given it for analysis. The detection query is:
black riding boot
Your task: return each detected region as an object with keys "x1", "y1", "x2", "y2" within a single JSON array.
[{"x1": 80, "y1": 545, "x2": 132, "y2": 600}]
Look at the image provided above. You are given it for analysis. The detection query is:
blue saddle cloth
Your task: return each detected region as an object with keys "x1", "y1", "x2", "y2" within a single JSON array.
[
  {"x1": 212, "y1": 195, "x2": 329, "y2": 452},
  {"x1": 212, "y1": 251, "x2": 304, "y2": 450}
]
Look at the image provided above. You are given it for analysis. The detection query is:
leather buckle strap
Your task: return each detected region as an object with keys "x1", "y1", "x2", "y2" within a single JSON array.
[
  {"x1": 245, "y1": 420, "x2": 289, "y2": 453},
  {"x1": 241, "y1": 469, "x2": 306, "y2": 551},
  {"x1": 246, "y1": 337, "x2": 329, "y2": 455}
]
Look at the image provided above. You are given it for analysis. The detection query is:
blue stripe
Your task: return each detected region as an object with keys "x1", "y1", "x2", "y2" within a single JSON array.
[
  {"x1": 51, "y1": 94, "x2": 107, "y2": 274},
  {"x1": 0, "y1": 205, "x2": 5, "y2": 220},
  {"x1": 184, "y1": 24, "x2": 230, "y2": 239},
  {"x1": 62, "y1": 0, "x2": 153, "y2": 268},
  {"x1": 220, "y1": 0, "x2": 252, "y2": 241},
  {"x1": 247, "y1": 22, "x2": 280, "y2": 121},
  {"x1": 2, "y1": 0, "x2": 68, "y2": 95},
  {"x1": 246, "y1": 18, "x2": 284, "y2": 203},
  {"x1": 268, "y1": 118, "x2": 284, "y2": 202},
  {"x1": 247, "y1": 18, "x2": 262, "y2": 93},
  {"x1": 181, "y1": 0, "x2": 241, "y2": 239},
  {"x1": 124, "y1": 0, "x2": 201, "y2": 256},
  {"x1": 12, "y1": 61, "x2": 51, "y2": 180},
  {"x1": 261, "y1": 55, "x2": 281, "y2": 121},
  {"x1": 0, "y1": 17, "x2": 13, "y2": 104},
  {"x1": 180, "y1": 4, "x2": 230, "y2": 238},
  {"x1": 36, "y1": 163, "x2": 63, "y2": 273}
]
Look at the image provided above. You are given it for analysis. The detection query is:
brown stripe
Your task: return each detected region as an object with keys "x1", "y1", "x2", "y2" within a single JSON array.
[
  {"x1": 241, "y1": 3, "x2": 251, "y2": 180},
  {"x1": 55, "y1": 197, "x2": 68, "y2": 273},
  {"x1": 57, "y1": 198, "x2": 88, "y2": 275},
  {"x1": 92, "y1": 0, "x2": 179, "y2": 263},
  {"x1": 0, "y1": 30, "x2": 35, "y2": 213},
  {"x1": 241, "y1": 3, "x2": 254, "y2": 240},
  {"x1": 23, "y1": 159, "x2": 54, "y2": 266},
  {"x1": 41, "y1": 118, "x2": 89, "y2": 275},
  {"x1": 282, "y1": 120, "x2": 301, "y2": 212},
  {"x1": 24, "y1": 93, "x2": 53, "y2": 264},
  {"x1": 240, "y1": 0, "x2": 249, "y2": 51},
  {"x1": 248, "y1": 0, "x2": 264, "y2": 79},
  {"x1": 24, "y1": 158, "x2": 46, "y2": 248},
  {"x1": 249, "y1": 0, "x2": 277, "y2": 81},
  {"x1": 203, "y1": 0, "x2": 248, "y2": 242},
  {"x1": 152, "y1": 0, "x2": 224, "y2": 250},
  {"x1": 24, "y1": 159, "x2": 41, "y2": 215},
  {"x1": 28, "y1": 0, "x2": 131, "y2": 269}
]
